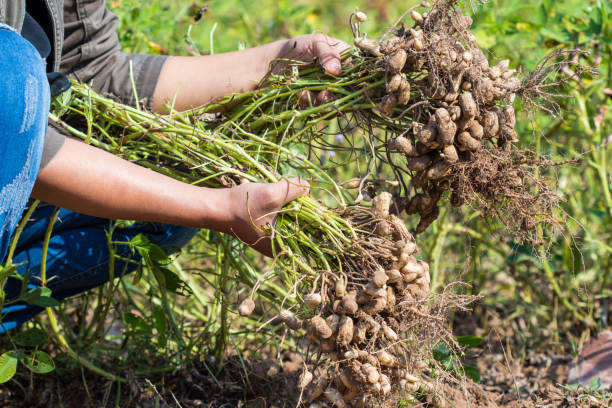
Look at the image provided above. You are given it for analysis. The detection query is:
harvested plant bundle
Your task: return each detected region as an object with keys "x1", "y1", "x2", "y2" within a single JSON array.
[
  {"x1": 199, "y1": 0, "x2": 591, "y2": 243},
  {"x1": 51, "y1": 83, "x2": 474, "y2": 407},
  {"x1": 47, "y1": 1, "x2": 587, "y2": 404}
]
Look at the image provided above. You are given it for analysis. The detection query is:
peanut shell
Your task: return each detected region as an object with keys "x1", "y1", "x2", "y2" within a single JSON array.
[
  {"x1": 304, "y1": 293, "x2": 322, "y2": 307},
  {"x1": 363, "y1": 297, "x2": 387, "y2": 314},
  {"x1": 372, "y1": 268, "x2": 388, "y2": 287},
  {"x1": 354, "y1": 37, "x2": 382, "y2": 57},
  {"x1": 238, "y1": 299, "x2": 255, "y2": 316},
  {"x1": 397, "y1": 79, "x2": 411, "y2": 105},
  {"x1": 459, "y1": 92, "x2": 477, "y2": 119},
  {"x1": 483, "y1": 110, "x2": 500, "y2": 138},
  {"x1": 406, "y1": 153, "x2": 435, "y2": 172},
  {"x1": 372, "y1": 192, "x2": 392, "y2": 218},
  {"x1": 457, "y1": 131, "x2": 481, "y2": 151},
  {"x1": 379, "y1": 94, "x2": 397, "y2": 116},
  {"x1": 467, "y1": 120, "x2": 484, "y2": 140},
  {"x1": 442, "y1": 144, "x2": 459, "y2": 163},
  {"x1": 426, "y1": 160, "x2": 451, "y2": 180},
  {"x1": 434, "y1": 108, "x2": 457, "y2": 146},
  {"x1": 336, "y1": 316, "x2": 354, "y2": 347},
  {"x1": 388, "y1": 49, "x2": 407, "y2": 74},
  {"x1": 309, "y1": 316, "x2": 333, "y2": 339},
  {"x1": 386, "y1": 74, "x2": 403, "y2": 93},
  {"x1": 386, "y1": 269, "x2": 403, "y2": 283},
  {"x1": 392, "y1": 136, "x2": 416, "y2": 157}
]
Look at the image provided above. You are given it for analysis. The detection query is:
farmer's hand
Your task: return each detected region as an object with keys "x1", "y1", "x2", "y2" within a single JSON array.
[
  {"x1": 226, "y1": 177, "x2": 310, "y2": 257},
  {"x1": 279, "y1": 34, "x2": 351, "y2": 76},
  {"x1": 278, "y1": 34, "x2": 350, "y2": 110}
]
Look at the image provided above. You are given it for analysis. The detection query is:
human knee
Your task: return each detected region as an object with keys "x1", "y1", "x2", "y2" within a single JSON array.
[
  {"x1": 0, "y1": 26, "x2": 47, "y2": 80},
  {"x1": 0, "y1": 26, "x2": 50, "y2": 137}
]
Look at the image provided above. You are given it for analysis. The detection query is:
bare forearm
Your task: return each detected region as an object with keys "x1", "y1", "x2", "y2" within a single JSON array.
[
  {"x1": 31, "y1": 138, "x2": 231, "y2": 231},
  {"x1": 153, "y1": 39, "x2": 289, "y2": 112},
  {"x1": 152, "y1": 34, "x2": 348, "y2": 112}
]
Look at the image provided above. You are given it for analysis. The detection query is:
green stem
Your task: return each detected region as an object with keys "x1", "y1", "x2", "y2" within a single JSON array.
[
  {"x1": 40, "y1": 207, "x2": 60, "y2": 284},
  {"x1": 5, "y1": 200, "x2": 40, "y2": 265},
  {"x1": 46, "y1": 308, "x2": 125, "y2": 382},
  {"x1": 40, "y1": 208, "x2": 125, "y2": 382}
]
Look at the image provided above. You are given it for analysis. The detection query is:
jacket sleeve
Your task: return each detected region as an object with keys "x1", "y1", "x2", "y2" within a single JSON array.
[
  {"x1": 59, "y1": 0, "x2": 168, "y2": 110},
  {"x1": 41, "y1": 126, "x2": 66, "y2": 171}
]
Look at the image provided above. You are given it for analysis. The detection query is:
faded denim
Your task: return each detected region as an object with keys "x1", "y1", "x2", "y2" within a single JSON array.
[{"x1": 0, "y1": 25, "x2": 49, "y2": 263}]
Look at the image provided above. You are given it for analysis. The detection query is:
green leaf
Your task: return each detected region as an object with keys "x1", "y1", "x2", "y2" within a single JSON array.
[
  {"x1": 114, "y1": 220, "x2": 136, "y2": 229},
  {"x1": 34, "y1": 296, "x2": 61, "y2": 307},
  {"x1": 147, "y1": 244, "x2": 168, "y2": 263},
  {"x1": 129, "y1": 233, "x2": 149, "y2": 248},
  {"x1": 0, "y1": 264, "x2": 17, "y2": 281},
  {"x1": 456, "y1": 335, "x2": 484, "y2": 348},
  {"x1": 157, "y1": 267, "x2": 187, "y2": 294},
  {"x1": 473, "y1": 29, "x2": 496, "y2": 48},
  {"x1": 588, "y1": 208, "x2": 607, "y2": 222},
  {"x1": 129, "y1": 234, "x2": 152, "y2": 257},
  {"x1": 130, "y1": 234, "x2": 169, "y2": 263},
  {"x1": 123, "y1": 312, "x2": 152, "y2": 334},
  {"x1": 153, "y1": 305, "x2": 167, "y2": 348},
  {"x1": 433, "y1": 342, "x2": 451, "y2": 363},
  {"x1": 0, "y1": 352, "x2": 18, "y2": 383},
  {"x1": 506, "y1": 243, "x2": 542, "y2": 267},
  {"x1": 586, "y1": 6, "x2": 604, "y2": 35},
  {"x1": 463, "y1": 365, "x2": 481, "y2": 383},
  {"x1": 23, "y1": 287, "x2": 60, "y2": 307},
  {"x1": 14, "y1": 328, "x2": 48, "y2": 347},
  {"x1": 22, "y1": 351, "x2": 55, "y2": 374},
  {"x1": 589, "y1": 376, "x2": 601, "y2": 390},
  {"x1": 540, "y1": 27, "x2": 571, "y2": 44}
]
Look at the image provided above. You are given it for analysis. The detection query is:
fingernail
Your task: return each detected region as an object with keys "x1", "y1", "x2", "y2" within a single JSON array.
[{"x1": 327, "y1": 62, "x2": 341, "y2": 75}]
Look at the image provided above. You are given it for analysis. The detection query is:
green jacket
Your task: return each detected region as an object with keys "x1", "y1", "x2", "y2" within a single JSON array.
[{"x1": 1, "y1": 0, "x2": 168, "y2": 167}]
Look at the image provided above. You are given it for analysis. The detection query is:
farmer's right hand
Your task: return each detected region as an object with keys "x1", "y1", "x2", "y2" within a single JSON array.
[{"x1": 225, "y1": 177, "x2": 310, "y2": 257}]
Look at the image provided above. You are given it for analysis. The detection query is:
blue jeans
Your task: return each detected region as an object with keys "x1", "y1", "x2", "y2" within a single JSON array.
[
  {"x1": 0, "y1": 25, "x2": 198, "y2": 332},
  {"x1": 0, "y1": 24, "x2": 48, "y2": 265}
]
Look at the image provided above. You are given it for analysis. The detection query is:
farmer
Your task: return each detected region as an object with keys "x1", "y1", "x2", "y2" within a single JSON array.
[{"x1": 0, "y1": 1, "x2": 347, "y2": 332}]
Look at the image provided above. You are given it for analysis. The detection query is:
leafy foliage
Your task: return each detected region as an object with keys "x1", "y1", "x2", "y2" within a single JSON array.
[
  {"x1": 0, "y1": 352, "x2": 18, "y2": 384},
  {"x1": 433, "y1": 335, "x2": 483, "y2": 383}
]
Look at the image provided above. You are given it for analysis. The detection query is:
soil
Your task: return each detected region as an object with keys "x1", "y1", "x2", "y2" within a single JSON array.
[{"x1": 0, "y1": 343, "x2": 609, "y2": 407}]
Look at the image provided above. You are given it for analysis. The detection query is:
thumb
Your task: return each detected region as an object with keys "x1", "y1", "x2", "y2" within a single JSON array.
[
  {"x1": 313, "y1": 36, "x2": 342, "y2": 76},
  {"x1": 276, "y1": 177, "x2": 310, "y2": 206}
]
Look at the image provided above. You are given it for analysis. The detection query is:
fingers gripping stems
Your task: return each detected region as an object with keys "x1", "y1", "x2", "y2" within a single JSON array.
[{"x1": 229, "y1": 177, "x2": 310, "y2": 257}]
